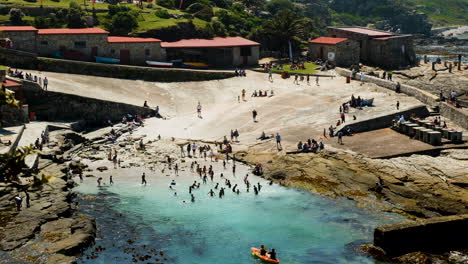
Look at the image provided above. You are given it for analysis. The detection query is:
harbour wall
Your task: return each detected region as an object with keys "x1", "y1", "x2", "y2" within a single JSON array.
[
  {"x1": 8, "y1": 80, "x2": 155, "y2": 129},
  {"x1": 0, "y1": 48, "x2": 235, "y2": 82},
  {"x1": 338, "y1": 105, "x2": 429, "y2": 134},
  {"x1": 335, "y1": 68, "x2": 468, "y2": 130},
  {"x1": 374, "y1": 214, "x2": 468, "y2": 256}
]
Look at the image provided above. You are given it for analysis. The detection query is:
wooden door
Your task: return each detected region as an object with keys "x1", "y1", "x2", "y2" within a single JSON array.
[
  {"x1": 242, "y1": 56, "x2": 248, "y2": 66},
  {"x1": 120, "y1": 49, "x2": 130, "y2": 64},
  {"x1": 91, "y1": 47, "x2": 98, "y2": 59}
]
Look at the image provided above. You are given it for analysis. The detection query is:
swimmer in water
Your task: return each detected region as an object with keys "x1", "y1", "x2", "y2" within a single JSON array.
[
  {"x1": 208, "y1": 189, "x2": 215, "y2": 197},
  {"x1": 141, "y1": 173, "x2": 147, "y2": 186},
  {"x1": 214, "y1": 183, "x2": 219, "y2": 189},
  {"x1": 171, "y1": 179, "x2": 176, "y2": 185},
  {"x1": 191, "y1": 194, "x2": 195, "y2": 203}
]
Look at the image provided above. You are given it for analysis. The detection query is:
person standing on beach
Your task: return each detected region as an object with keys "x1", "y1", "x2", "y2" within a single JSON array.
[
  {"x1": 43, "y1": 77, "x2": 48, "y2": 91},
  {"x1": 252, "y1": 109, "x2": 258, "y2": 122},
  {"x1": 197, "y1": 102, "x2": 202, "y2": 118},
  {"x1": 242, "y1": 89, "x2": 246, "y2": 101},
  {"x1": 396, "y1": 101, "x2": 400, "y2": 110},
  {"x1": 337, "y1": 131, "x2": 343, "y2": 145},
  {"x1": 268, "y1": 70, "x2": 273, "y2": 82},
  {"x1": 141, "y1": 173, "x2": 147, "y2": 186},
  {"x1": 110, "y1": 175, "x2": 114, "y2": 185},
  {"x1": 316, "y1": 76, "x2": 319, "y2": 86},
  {"x1": 307, "y1": 74, "x2": 310, "y2": 85},
  {"x1": 180, "y1": 145, "x2": 185, "y2": 158},
  {"x1": 187, "y1": 143, "x2": 192, "y2": 157},
  {"x1": 276, "y1": 133, "x2": 282, "y2": 150}
]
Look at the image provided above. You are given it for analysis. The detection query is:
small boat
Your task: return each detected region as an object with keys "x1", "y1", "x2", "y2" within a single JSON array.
[
  {"x1": 146, "y1": 60, "x2": 173, "y2": 68},
  {"x1": 362, "y1": 98, "x2": 374, "y2": 106},
  {"x1": 95, "y1": 56, "x2": 120, "y2": 64},
  {"x1": 251, "y1": 247, "x2": 280, "y2": 264},
  {"x1": 182, "y1": 62, "x2": 209, "y2": 69}
]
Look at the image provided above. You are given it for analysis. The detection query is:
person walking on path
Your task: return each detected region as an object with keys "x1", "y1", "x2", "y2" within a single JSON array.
[
  {"x1": 268, "y1": 70, "x2": 273, "y2": 82},
  {"x1": 252, "y1": 109, "x2": 258, "y2": 122},
  {"x1": 276, "y1": 133, "x2": 282, "y2": 151},
  {"x1": 242, "y1": 89, "x2": 246, "y2": 101},
  {"x1": 396, "y1": 101, "x2": 400, "y2": 110},
  {"x1": 43, "y1": 77, "x2": 48, "y2": 91},
  {"x1": 307, "y1": 74, "x2": 310, "y2": 85},
  {"x1": 294, "y1": 74, "x2": 298, "y2": 84},
  {"x1": 141, "y1": 172, "x2": 147, "y2": 186},
  {"x1": 110, "y1": 175, "x2": 114, "y2": 185},
  {"x1": 337, "y1": 131, "x2": 343, "y2": 145},
  {"x1": 340, "y1": 112, "x2": 346, "y2": 123},
  {"x1": 197, "y1": 102, "x2": 202, "y2": 118},
  {"x1": 180, "y1": 145, "x2": 185, "y2": 158},
  {"x1": 316, "y1": 76, "x2": 319, "y2": 86}
]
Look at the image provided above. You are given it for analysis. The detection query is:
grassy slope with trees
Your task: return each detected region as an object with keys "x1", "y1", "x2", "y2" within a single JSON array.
[{"x1": 0, "y1": 0, "x2": 465, "y2": 56}]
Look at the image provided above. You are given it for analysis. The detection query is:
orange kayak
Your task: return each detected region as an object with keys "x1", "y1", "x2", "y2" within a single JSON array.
[{"x1": 251, "y1": 247, "x2": 280, "y2": 264}]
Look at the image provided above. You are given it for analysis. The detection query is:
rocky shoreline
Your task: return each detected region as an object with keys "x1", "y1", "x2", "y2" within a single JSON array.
[
  {"x1": 1, "y1": 119, "x2": 467, "y2": 263},
  {"x1": 0, "y1": 132, "x2": 96, "y2": 264}
]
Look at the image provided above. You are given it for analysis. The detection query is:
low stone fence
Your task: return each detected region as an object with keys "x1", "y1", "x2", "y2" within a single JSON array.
[
  {"x1": 374, "y1": 214, "x2": 468, "y2": 256},
  {"x1": 335, "y1": 67, "x2": 468, "y2": 130},
  {"x1": 21, "y1": 89, "x2": 155, "y2": 128},
  {"x1": 0, "y1": 49, "x2": 235, "y2": 82},
  {"x1": 338, "y1": 105, "x2": 429, "y2": 134}
]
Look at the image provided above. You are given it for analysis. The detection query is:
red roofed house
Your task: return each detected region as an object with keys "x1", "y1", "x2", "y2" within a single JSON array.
[
  {"x1": 308, "y1": 37, "x2": 360, "y2": 67},
  {"x1": 161, "y1": 37, "x2": 260, "y2": 67},
  {"x1": 0, "y1": 26, "x2": 164, "y2": 65},
  {"x1": 326, "y1": 26, "x2": 416, "y2": 68}
]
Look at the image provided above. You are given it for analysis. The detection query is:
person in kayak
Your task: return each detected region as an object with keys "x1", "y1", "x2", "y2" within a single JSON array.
[
  {"x1": 260, "y1": 245, "x2": 267, "y2": 256},
  {"x1": 269, "y1": 248, "x2": 277, "y2": 260}
]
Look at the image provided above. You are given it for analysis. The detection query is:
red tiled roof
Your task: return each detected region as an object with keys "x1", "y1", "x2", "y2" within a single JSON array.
[
  {"x1": 334, "y1": 27, "x2": 393, "y2": 36},
  {"x1": 309, "y1": 37, "x2": 348, "y2": 45},
  {"x1": 161, "y1": 37, "x2": 260, "y2": 48},
  {"x1": 3, "y1": 79, "x2": 22, "y2": 88},
  {"x1": 38, "y1": 28, "x2": 109, "y2": 35},
  {"x1": 0, "y1": 26, "x2": 38, "y2": 32},
  {"x1": 107, "y1": 36, "x2": 161, "y2": 43}
]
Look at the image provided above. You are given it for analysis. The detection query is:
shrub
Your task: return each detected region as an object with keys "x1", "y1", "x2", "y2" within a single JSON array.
[
  {"x1": 157, "y1": 0, "x2": 175, "y2": 9},
  {"x1": 108, "y1": 4, "x2": 130, "y2": 16},
  {"x1": 194, "y1": 7, "x2": 213, "y2": 21},
  {"x1": 154, "y1": 9, "x2": 170, "y2": 18},
  {"x1": 9, "y1": 8, "x2": 24, "y2": 26},
  {"x1": 187, "y1": 2, "x2": 205, "y2": 13},
  {"x1": 146, "y1": 3, "x2": 153, "y2": 8}
]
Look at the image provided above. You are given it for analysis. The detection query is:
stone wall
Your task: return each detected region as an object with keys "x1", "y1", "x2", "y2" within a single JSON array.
[
  {"x1": 374, "y1": 214, "x2": 468, "y2": 256},
  {"x1": 338, "y1": 105, "x2": 429, "y2": 134},
  {"x1": 21, "y1": 89, "x2": 155, "y2": 127},
  {"x1": 335, "y1": 67, "x2": 468, "y2": 130},
  {"x1": 0, "y1": 104, "x2": 27, "y2": 127},
  {"x1": 0, "y1": 51, "x2": 235, "y2": 82},
  {"x1": 106, "y1": 42, "x2": 163, "y2": 65},
  {"x1": 0, "y1": 31, "x2": 37, "y2": 53},
  {"x1": 232, "y1": 46, "x2": 260, "y2": 66},
  {"x1": 309, "y1": 40, "x2": 360, "y2": 67},
  {"x1": 36, "y1": 33, "x2": 108, "y2": 59},
  {"x1": 369, "y1": 36, "x2": 416, "y2": 69}
]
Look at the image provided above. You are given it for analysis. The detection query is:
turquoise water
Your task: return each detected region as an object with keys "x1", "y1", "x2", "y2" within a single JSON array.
[{"x1": 76, "y1": 160, "x2": 402, "y2": 264}]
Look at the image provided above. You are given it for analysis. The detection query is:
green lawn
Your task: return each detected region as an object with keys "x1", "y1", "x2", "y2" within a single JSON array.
[
  {"x1": 136, "y1": 12, "x2": 207, "y2": 32},
  {"x1": 270, "y1": 62, "x2": 319, "y2": 75}
]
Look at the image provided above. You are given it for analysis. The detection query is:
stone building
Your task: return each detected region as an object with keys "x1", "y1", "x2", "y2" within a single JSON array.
[
  {"x1": 105, "y1": 37, "x2": 162, "y2": 65},
  {"x1": 0, "y1": 26, "x2": 164, "y2": 65},
  {"x1": 0, "y1": 26, "x2": 261, "y2": 67},
  {"x1": 0, "y1": 26, "x2": 38, "y2": 53},
  {"x1": 326, "y1": 26, "x2": 416, "y2": 69},
  {"x1": 36, "y1": 28, "x2": 109, "y2": 59},
  {"x1": 161, "y1": 37, "x2": 260, "y2": 67},
  {"x1": 308, "y1": 37, "x2": 360, "y2": 67}
]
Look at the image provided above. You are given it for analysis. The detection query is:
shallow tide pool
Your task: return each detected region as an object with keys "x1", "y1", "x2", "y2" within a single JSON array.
[{"x1": 75, "y1": 159, "x2": 402, "y2": 264}]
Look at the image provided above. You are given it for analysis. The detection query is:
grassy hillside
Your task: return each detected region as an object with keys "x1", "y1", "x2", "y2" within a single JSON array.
[{"x1": 410, "y1": 0, "x2": 468, "y2": 26}]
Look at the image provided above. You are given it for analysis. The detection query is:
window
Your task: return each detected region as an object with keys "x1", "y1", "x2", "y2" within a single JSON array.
[
  {"x1": 40, "y1": 41, "x2": 48, "y2": 46},
  {"x1": 145, "y1": 49, "x2": 150, "y2": 56},
  {"x1": 74, "y1": 41, "x2": 86, "y2": 49},
  {"x1": 240, "y1": 47, "x2": 251, "y2": 56}
]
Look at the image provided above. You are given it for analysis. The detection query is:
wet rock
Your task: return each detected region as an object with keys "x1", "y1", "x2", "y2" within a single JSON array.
[
  {"x1": 357, "y1": 244, "x2": 387, "y2": 260},
  {"x1": 40, "y1": 218, "x2": 74, "y2": 242},
  {"x1": 45, "y1": 253, "x2": 77, "y2": 264},
  {"x1": 393, "y1": 251, "x2": 431, "y2": 264},
  {"x1": 46, "y1": 233, "x2": 94, "y2": 255},
  {"x1": 0, "y1": 220, "x2": 41, "y2": 250}
]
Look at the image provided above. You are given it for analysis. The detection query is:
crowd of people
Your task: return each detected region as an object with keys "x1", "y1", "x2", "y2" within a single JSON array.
[
  {"x1": 296, "y1": 139, "x2": 324, "y2": 153},
  {"x1": 234, "y1": 68, "x2": 247, "y2": 77},
  {"x1": 34, "y1": 129, "x2": 49, "y2": 151},
  {"x1": 8, "y1": 68, "x2": 48, "y2": 90}
]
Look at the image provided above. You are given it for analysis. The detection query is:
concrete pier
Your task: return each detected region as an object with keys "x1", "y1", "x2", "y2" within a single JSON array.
[{"x1": 374, "y1": 214, "x2": 468, "y2": 257}]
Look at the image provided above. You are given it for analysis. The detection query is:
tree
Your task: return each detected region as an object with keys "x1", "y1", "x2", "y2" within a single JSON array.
[
  {"x1": 261, "y1": 9, "x2": 305, "y2": 59},
  {"x1": 109, "y1": 12, "x2": 138, "y2": 35},
  {"x1": 0, "y1": 145, "x2": 36, "y2": 183},
  {"x1": 34, "y1": 16, "x2": 50, "y2": 29},
  {"x1": 9, "y1": 8, "x2": 24, "y2": 26},
  {"x1": 67, "y1": 2, "x2": 87, "y2": 28},
  {"x1": 240, "y1": 0, "x2": 264, "y2": 13},
  {"x1": 265, "y1": 0, "x2": 295, "y2": 15}
]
